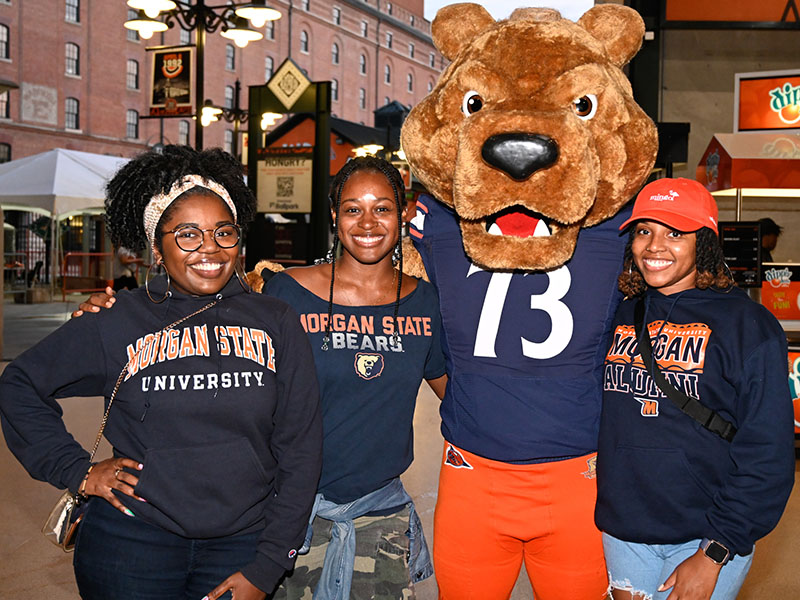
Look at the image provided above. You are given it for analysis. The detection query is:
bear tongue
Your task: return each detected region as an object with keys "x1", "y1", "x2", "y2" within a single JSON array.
[{"x1": 494, "y1": 212, "x2": 546, "y2": 238}]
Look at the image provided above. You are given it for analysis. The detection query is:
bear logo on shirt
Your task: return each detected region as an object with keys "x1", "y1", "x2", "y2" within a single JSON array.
[{"x1": 355, "y1": 353, "x2": 385, "y2": 380}]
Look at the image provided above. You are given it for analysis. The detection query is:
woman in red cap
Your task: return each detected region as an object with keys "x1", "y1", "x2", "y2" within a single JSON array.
[{"x1": 595, "y1": 178, "x2": 795, "y2": 600}]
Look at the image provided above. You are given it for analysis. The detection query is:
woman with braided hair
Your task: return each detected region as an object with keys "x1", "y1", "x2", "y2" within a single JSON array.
[
  {"x1": 2, "y1": 145, "x2": 322, "y2": 600},
  {"x1": 260, "y1": 156, "x2": 447, "y2": 600},
  {"x1": 595, "y1": 178, "x2": 794, "y2": 600}
]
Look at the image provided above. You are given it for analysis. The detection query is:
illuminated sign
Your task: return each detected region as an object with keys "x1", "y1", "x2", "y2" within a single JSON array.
[
  {"x1": 734, "y1": 70, "x2": 800, "y2": 133},
  {"x1": 665, "y1": 0, "x2": 800, "y2": 25}
]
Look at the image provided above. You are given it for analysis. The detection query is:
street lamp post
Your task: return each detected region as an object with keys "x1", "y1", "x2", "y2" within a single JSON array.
[{"x1": 124, "y1": 0, "x2": 280, "y2": 149}]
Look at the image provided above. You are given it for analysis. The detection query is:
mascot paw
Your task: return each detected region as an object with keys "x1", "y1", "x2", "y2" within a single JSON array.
[{"x1": 246, "y1": 260, "x2": 285, "y2": 293}]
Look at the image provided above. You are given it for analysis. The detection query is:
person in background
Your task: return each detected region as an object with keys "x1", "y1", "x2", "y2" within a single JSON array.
[
  {"x1": 112, "y1": 246, "x2": 142, "y2": 291},
  {"x1": 759, "y1": 217, "x2": 783, "y2": 263},
  {"x1": 75, "y1": 156, "x2": 447, "y2": 600},
  {"x1": 3, "y1": 145, "x2": 322, "y2": 600},
  {"x1": 596, "y1": 178, "x2": 794, "y2": 600}
]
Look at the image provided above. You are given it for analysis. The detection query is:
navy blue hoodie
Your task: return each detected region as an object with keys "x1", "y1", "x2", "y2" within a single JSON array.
[
  {"x1": 0, "y1": 275, "x2": 322, "y2": 593},
  {"x1": 595, "y1": 286, "x2": 795, "y2": 556}
]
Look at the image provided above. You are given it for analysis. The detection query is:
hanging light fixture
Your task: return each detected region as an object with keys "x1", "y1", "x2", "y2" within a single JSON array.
[
  {"x1": 353, "y1": 144, "x2": 385, "y2": 158},
  {"x1": 124, "y1": 9, "x2": 169, "y2": 39},
  {"x1": 220, "y1": 16, "x2": 263, "y2": 48},
  {"x1": 235, "y1": 0, "x2": 282, "y2": 28},
  {"x1": 126, "y1": 0, "x2": 176, "y2": 19},
  {"x1": 200, "y1": 100, "x2": 223, "y2": 127},
  {"x1": 260, "y1": 112, "x2": 282, "y2": 130}
]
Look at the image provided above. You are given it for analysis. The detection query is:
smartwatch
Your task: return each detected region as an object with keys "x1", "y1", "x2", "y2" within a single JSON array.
[{"x1": 700, "y1": 538, "x2": 731, "y2": 565}]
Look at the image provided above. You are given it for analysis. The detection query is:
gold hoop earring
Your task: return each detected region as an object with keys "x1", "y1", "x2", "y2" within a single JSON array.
[
  {"x1": 145, "y1": 262, "x2": 171, "y2": 304},
  {"x1": 234, "y1": 261, "x2": 252, "y2": 293}
]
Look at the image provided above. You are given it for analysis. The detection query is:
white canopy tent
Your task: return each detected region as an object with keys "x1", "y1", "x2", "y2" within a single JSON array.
[{"x1": 0, "y1": 148, "x2": 129, "y2": 286}]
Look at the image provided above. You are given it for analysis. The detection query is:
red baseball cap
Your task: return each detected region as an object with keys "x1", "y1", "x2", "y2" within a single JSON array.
[{"x1": 619, "y1": 178, "x2": 718, "y2": 234}]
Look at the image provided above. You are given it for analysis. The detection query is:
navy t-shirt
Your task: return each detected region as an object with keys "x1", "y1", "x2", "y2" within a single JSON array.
[{"x1": 265, "y1": 272, "x2": 446, "y2": 503}]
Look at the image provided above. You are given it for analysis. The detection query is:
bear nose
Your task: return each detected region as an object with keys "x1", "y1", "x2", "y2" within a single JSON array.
[{"x1": 481, "y1": 134, "x2": 559, "y2": 181}]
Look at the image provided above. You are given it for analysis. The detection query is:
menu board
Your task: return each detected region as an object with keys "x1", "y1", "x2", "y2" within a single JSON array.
[{"x1": 719, "y1": 221, "x2": 761, "y2": 287}]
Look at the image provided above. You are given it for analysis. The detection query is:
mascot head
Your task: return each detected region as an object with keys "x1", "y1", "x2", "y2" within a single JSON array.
[{"x1": 401, "y1": 3, "x2": 658, "y2": 271}]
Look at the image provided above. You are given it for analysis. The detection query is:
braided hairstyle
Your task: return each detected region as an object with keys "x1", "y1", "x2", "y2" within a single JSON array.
[
  {"x1": 321, "y1": 156, "x2": 407, "y2": 351},
  {"x1": 105, "y1": 145, "x2": 256, "y2": 254},
  {"x1": 618, "y1": 226, "x2": 734, "y2": 297}
]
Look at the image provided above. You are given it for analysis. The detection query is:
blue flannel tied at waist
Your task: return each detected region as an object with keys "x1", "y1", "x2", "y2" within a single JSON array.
[{"x1": 300, "y1": 477, "x2": 433, "y2": 600}]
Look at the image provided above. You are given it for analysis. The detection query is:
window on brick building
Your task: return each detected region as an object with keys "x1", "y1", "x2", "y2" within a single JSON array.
[
  {"x1": 266, "y1": 19, "x2": 275, "y2": 40},
  {"x1": 225, "y1": 44, "x2": 235, "y2": 70},
  {"x1": 333, "y1": 7, "x2": 341, "y2": 25},
  {"x1": 384, "y1": 64, "x2": 390, "y2": 84},
  {"x1": 361, "y1": 20, "x2": 367, "y2": 37},
  {"x1": 65, "y1": 97, "x2": 79, "y2": 129},
  {"x1": 127, "y1": 9, "x2": 140, "y2": 42},
  {"x1": 0, "y1": 90, "x2": 8, "y2": 118},
  {"x1": 126, "y1": 59, "x2": 139, "y2": 90},
  {"x1": 126, "y1": 109, "x2": 139, "y2": 139},
  {"x1": 300, "y1": 30, "x2": 309, "y2": 53},
  {"x1": 359, "y1": 53, "x2": 366, "y2": 75},
  {"x1": 407, "y1": 73, "x2": 413, "y2": 92},
  {"x1": 428, "y1": 80, "x2": 434, "y2": 92},
  {"x1": 409, "y1": 43, "x2": 415, "y2": 58},
  {"x1": 331, "y1": 78, "x2": 338, "y2": 102},
  {"x1": 385, "y1": 31, "x2": 392, "y2": 49},
  {"x1": 265, "y1": 55, "x2": 274, "y2": 80},
  {"x1": 384, "y1": 96, "x2": 390, "y2": 105},
  {"x1": 178, "y1": 120, "x2": 189, "y2": 145},
  {"x1": 410, "y1": 15, "x2": 415, "y2": 26},
  {"x1": 429, "y1": 52, "x2": 435, "y2": 68},
  {"x1": 386, "y1": 3, "x2": 392, "y2": 15},
  {"x1": 359, "y1": 87, "x2": 365, "y2": 109},
  {"x1": 180, "y1": 29, "x2": 191, "y2": 45},
  {"x1": 225, "y1": 85, "x2": 234, "y2": 109},
  {"x1": 65, "y1": 42, "x2": 80, "y2": 75},
  {"x1": 331, "y1": 42, "x2": 339, "y2": 65},
  {"x1": 65, "y1": 0, "x2": 80, "y2": 23},
  {"x1": 224, "y1": 130, "x2": 233, "y2": 154},
  {"x1": 0, "y1": 143, "x2": 10, "y2": 164},
  {"x1": 301, "y1": 0, "x2": 309, "y2": 11},
  {"x1": 0, "y1": 24, "x2": 7, "y2": 59}
]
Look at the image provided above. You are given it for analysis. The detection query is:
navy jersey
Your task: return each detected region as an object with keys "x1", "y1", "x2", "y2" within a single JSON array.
[{"x1": 410, "y1": 196, "x2": 629, "y2": 461}]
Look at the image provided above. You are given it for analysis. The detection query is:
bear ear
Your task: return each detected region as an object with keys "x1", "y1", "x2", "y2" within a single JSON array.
[
  {"x1": 578, "y1": 4, "x2": 645, "y2": 67},
  {"x1": 432, "y1": 3, "x2": 495, "y2": 61}
]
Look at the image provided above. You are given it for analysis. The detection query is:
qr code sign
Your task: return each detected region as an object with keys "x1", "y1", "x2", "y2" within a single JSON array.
[{"x1": 277, "y1": 176, "x2": 294, "y2": 198}]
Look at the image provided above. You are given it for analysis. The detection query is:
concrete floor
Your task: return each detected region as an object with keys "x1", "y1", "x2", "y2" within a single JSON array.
[{"x1": 1, "y1": 299, "x2": 798, "y2": 598}]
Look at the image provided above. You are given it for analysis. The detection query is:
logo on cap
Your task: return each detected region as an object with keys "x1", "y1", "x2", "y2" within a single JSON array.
[{"x1": 650, "y1": 191, "x2": 679, "y2": 202}]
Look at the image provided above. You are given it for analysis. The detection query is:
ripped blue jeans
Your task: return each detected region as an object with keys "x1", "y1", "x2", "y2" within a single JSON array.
[{"x1": 603, "y1": 532, "x2": 753, "y2": 600}]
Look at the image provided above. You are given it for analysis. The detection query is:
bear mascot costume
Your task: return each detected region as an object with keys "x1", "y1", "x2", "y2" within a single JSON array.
[{"x1": 399, "y1": 4, "x2": 658, "y2": 599}]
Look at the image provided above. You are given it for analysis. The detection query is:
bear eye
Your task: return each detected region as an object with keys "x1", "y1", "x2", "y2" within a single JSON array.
[
  {"x1": 573, "y1": 94, "x2": 597, "y2": 120},
  {"x1": 462, "y1": 91, "x2": 484, "y2": 116}
]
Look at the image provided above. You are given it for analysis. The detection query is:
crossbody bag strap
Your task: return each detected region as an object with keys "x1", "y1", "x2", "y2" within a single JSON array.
[
  {"x1": 84, "y1": 300, "x2": 219, "y2": 462},
  {"x1": 633, "y1": 298, "x2": 736, "y2": 442}
]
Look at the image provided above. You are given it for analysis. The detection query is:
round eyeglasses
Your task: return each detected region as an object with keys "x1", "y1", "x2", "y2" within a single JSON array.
[{"x1": 165, "y1": 223, "x2": 241, "y2": 252}]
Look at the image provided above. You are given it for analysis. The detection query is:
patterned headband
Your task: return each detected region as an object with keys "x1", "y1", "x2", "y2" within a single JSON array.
[{"x1": 143, "y1": 174, "x2": 237, "y2": 252}]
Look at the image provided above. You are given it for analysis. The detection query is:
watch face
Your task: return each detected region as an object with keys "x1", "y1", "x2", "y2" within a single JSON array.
[{"x1": 705, "y1": 541, "x2": 729, "y2": 563}]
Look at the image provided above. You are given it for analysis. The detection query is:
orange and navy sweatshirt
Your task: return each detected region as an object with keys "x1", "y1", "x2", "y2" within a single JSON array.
[
  {"x1": 595, "y1": 286, "x2": 795, "y2": 556},
  {"x1": 0, "y1": 275, "x2": 322, "y2": 593}
]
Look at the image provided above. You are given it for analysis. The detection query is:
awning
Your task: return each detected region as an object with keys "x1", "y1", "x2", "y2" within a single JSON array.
[{"x1": 696, "y1": 132, "x2": 800, "y2": 194}]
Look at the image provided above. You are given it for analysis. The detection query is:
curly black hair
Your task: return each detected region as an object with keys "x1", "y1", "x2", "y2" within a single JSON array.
[
  {"x1": 618, "y1": 226, "x2": 734, "y2": 297},
  {"x1": 105, "y1": 145, "x2": 256, "y2": 254},
  {"x1": 321, "y1": 156, "x2": 407, "y2": 350}
]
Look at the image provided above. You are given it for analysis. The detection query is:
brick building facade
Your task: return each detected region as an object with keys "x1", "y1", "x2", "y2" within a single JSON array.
[{"x1": 0, "y1": 0, "x2": 444, "y2": 162}]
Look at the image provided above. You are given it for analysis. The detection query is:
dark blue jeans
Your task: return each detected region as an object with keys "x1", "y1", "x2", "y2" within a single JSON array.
[{"x1": 73, "y1": 498, "x2": 261, "y2": 600}]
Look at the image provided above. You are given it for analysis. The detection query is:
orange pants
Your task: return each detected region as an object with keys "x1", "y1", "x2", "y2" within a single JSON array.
[{"x1": 433, "y1": 443, "x2": 607, "y2": 600}]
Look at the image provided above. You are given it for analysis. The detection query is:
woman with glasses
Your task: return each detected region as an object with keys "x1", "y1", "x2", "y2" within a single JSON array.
[{"x1": 0, "y1": 145, "x2": 323, "y2": 600}]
